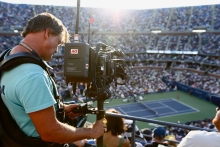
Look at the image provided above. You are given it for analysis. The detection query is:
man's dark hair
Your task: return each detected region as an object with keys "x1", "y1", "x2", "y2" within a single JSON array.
[{"x1": 21, "y1": 12, "x2": 69, "y2": 43}]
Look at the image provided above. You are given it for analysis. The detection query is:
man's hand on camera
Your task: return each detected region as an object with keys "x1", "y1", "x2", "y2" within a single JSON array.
[
  {"x1": 64, "y1": 104, "x2": 81, "y2": 119},
  {"x1": 88, "y1": 119, "x2": 105, "y2": 138},
  {"x1": 213, "y1": 107, "x2": 220, "y2": 131}
]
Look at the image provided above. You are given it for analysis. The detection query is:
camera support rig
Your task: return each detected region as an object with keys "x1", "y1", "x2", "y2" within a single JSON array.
[{"x1": 63, "y1": 0, "x2": 127, "y2": 146}]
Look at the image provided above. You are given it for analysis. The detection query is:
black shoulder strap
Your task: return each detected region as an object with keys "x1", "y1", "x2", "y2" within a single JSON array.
[
  {"x1": 0, "y1": 51, "x2": 47, "y2": 71},
  {"x1": 0, "y1": 94, "x2": 48, "y2": 147},
  {"x1": 0, "y1": 50, "x2": 59, "y2": 99},
  {"x1": 0, "y1": 50, "x2": 56, "y2": 147}
]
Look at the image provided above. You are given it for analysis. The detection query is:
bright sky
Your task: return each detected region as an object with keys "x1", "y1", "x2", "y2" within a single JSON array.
[{"x1": 2, "y1": 0, "x2": 220, "y2": 9}]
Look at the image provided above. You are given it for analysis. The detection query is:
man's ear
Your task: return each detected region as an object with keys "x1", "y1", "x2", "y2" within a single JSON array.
[{"x1": 44, "y1": 28, "x2": 51, "y2": 39}]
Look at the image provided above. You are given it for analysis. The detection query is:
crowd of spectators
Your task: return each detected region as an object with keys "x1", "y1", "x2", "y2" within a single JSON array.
[
  {"x1": 200, "y1": 33, "x2": 220, "y2": 54},
  {"x1": 189, "y1": 5, "x2": 213, "y2": 29},
  {"x1": 134, "y1": 117, "x2": 216, "y2": 146},
  {"x1": 165, "y1": 60, "x2": 220, "y2": 95},
  {"x1": 0, "y1": 1, "x2": 220, "y2": 98},
  {"x1": 168, "y1": 7, "x2": 191, "y2": 32},
  {"x1": 1, "y1": 33, "x2": 220, "y2": 56},
  {"x1": 1, "y1": 2, "x2": 220, "y2": 32},
  {"x1": 180, "y1": 71, "x2": 220, "y2": 94},
  {"x1": 110, "y1": 68, "x2": 168, "y2": 100},
  {"x1": 175, "y1": 117, "x2": 215, "y2": 138},
  {"x1": 214, "y1": 4, "x2": 220, "y2": 30}
]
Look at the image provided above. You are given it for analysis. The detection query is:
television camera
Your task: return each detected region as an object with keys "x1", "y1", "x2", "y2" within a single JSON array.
[
  {"x1": 64, "y1": 42, "x2": 128, "y2": 100},
  {"x1": 62, "y1": 41, "x2": 128, "y2": 127},
  {"x1": 62, "y1": 1, "x2": 128, "y2": 146}
]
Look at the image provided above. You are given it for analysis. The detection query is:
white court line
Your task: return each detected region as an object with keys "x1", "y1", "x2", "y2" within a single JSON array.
[
  {"x1": 158, "y1": 101, "x2": 178, "y2": 112},
  {"x1": 117, "y1": 107, "x2": 127, "y2": 115},
  {"x1": 138, "y1": 109, "x2": 199, "y2": 119},
  {"x1": 142, "y1": 103, "x2": 165, "y2": 109},
  {"x1": 107, "y1": 103, "x2": 147, "y2": 110},
  {"x1": 151, "y1": 98, "x2": 199, "y2": 113},
  {"x1": 178, "y1": 109, "x2": 199, "y2": 113},
  {"x1": 157, "y1": 109, "x2": 198, "y2": 116},
  {"x1": 121, "y1": 104, "x2": 167, "y2": 113},
  {"x1": 141, "y1": 104, "x2": 179, "y2": 114},
  {"x1": 115, "y1": 104, "x2": 152, "y2": 112},
  {"x1": 133, "y1": 108, "x2": 197, "y2": 119},
  {"x1": 105, "y1": 98, "x2": 173, "y2": 110},
  {"x1": 126, "y1": 110, "x2": 156, "y2": 118},
  {"x1": 126, "y1": 99, "x2": 199, "y2": 117},
  {"x1": 121, "y1": 108, "x2": 157, "y2": 113},
  {"x1": 122, "y1": 109, "x2": 160, "y2": 113},
  {"x1": 139, "y1": 114, "x2": 155, "y2": 118},
  {"x1": 106, "y1": 98, "x2": 199, "y2": 118},
  {"x1": 124, "y1": 109, "x2": 198, "y2": 119},
  {"x1": 171, "y1": 98, "x2": 200, "y2": 112},
  {"x1": 117, "y1": 100, "x2": 192, "y2": 113},
  {"x1": 143, "y1": 98, "x2": 174, "y2": 104},
  {"x1": 105, "y1": 102, "x2": 141, "y2": 108},
  {"x1": 143, "y1": 99, "x2": 174, "y2": 105},
  {"x1": 153, "y1": 106, "x2": 168, "y2": 110},
  {"x1": 139, "y1": 109, "x2": 199, "y2": 119},
  {"x1": 125, "y1": 105, "x2": 196, "y2": 117},
  {"x1": 158, "y1": 99, "x2": 175, "y2": 102},
  {"x1": 151, "y1": 111, "x2": 199, "y2": 119}
]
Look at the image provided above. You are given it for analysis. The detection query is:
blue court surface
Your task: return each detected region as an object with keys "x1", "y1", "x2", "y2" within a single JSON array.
[{"x1": 105, "y1": 98, "x2": 199, "y2": 119}]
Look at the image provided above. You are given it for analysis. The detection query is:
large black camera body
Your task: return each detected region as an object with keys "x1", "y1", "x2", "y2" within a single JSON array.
[{"x1": 64, "y1": 42, "x2": 126, "y2": 100}]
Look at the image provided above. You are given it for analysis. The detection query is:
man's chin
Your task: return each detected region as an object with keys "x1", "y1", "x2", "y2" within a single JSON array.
[{"x1": 43, "y1": 57, "x2": 51, "y2": 62}]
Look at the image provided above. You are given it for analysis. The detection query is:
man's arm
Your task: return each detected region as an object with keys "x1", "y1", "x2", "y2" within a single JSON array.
[
  {"x1": 177, "y1": 130, "x2": 213, "y2": 147},
  {"x1": 29, "y1": 106, "x2": 104, "y2": 144},
  {"x1": 177, "y1": 131, "x2": 194, "y2": 147},
  {"x1": 212, "y1": 107, "x2": 220, "y2": 131}
]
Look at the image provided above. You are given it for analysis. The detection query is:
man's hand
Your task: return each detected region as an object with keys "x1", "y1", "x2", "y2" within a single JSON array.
[
  {"x1": 64, "y1": 104, "x2": 81, "y2": 119},
  {"x1": 64, "y1": 104, "x2": 105, "y2": 138},
  {"x1": 212, "y1": 107, "x2": 220, "y2": 131},
  {"x1": 89, "y1": 119, "x2": 105, "y2": 139}
]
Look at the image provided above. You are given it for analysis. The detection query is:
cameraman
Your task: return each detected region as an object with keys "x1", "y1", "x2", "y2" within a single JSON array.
[{"x1": 0, "y1": 13, "x2": 104, "y2": 146}]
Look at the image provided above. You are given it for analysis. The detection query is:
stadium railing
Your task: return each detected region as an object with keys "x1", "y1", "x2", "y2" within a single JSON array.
[{"x1": 105, "y1": 112, "x2": 216, "y2": 147}]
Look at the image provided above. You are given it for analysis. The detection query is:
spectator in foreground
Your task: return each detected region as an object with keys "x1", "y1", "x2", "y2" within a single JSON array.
[
  {"x1": 165, "y1": 135, "x2": 178, "y2": 147},
  {"x1": 141, "y1": 128, "x2": 153, "y2": 144},
  {"x1": 145, "y1": 127, "x2": 169, "y2": 147},
  {"x1": 177, "y1": 107, "x2": 220, "y2": 147},
  {"x1": 102, "y1": 108, "x2": 130, "y2": 147},
  {"x1": 84, "y1": 108, "x2": 132, "y2": 147},
  {"x1": 123, "y1": 119, "x2": 145, "y2": 147}
]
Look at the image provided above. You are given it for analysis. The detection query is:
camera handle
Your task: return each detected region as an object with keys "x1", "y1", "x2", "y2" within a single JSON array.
[
  {"x1": 72, "y1": 108, "x2": 105, "y2": 115},
  {"x1": 70, "y1": 100, "x2": 106, "y2": 147},
  {"x1": 71, "y1": 103, "x2": 105, "y2": 115},
  {"x1": 96, "y1": 98, "x2": 105, "y2": 147}
]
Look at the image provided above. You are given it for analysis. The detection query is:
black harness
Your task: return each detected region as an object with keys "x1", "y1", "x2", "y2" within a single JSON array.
[{"x1": 0, "y1": 49, "x2": 64, "y2": 147}]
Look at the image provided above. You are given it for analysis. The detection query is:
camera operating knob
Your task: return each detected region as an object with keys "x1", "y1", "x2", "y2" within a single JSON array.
[{"x1": 102, "y1": 118, "x2": 107, "y2": 124}]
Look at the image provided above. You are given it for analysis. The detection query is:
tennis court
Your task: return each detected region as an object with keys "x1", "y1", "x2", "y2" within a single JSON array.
[{"x1": 105, "y1": 98, "x2": 199, "y2": 119}]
